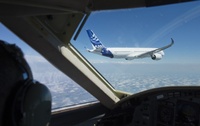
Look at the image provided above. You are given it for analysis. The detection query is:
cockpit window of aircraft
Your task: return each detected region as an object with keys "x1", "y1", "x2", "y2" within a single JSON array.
[
  {"x1": 72, "y1": 1, "x2": 200, "y2": 94},
  {"x1": 0, "y1": 23, "x2": 97, "y2": 109}
]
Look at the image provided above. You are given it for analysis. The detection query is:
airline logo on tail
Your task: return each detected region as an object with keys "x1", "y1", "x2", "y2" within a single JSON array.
[
  {"x1": 86, "y1": 30, "x2": 104, "y2": 49},
  {"x1": 86, "y1": 29, "x2": 174, "y2": 60}
]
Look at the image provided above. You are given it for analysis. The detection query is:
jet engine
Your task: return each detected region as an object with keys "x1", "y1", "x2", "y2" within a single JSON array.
[{"x1": 151, "y1": 53, "x2": 162, "y2": 60}]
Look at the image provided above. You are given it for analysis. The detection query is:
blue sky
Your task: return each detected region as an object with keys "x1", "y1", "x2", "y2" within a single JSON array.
[
  {"x1": 72, "y1": 1, "x2": 200, "y2": 64},
  {"x1": 1, "y1": 1, "x2": 200, "y2": 94},
  {"x1": 0, "y1": 1, "x2": 200, "y2": 64},
  {"x1": 0, "y1": 23, "x2": 40, "y2": 56}
]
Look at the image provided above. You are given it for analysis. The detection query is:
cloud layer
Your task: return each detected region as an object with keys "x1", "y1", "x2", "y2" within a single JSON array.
[{"x1": 25, "y1": 54, "x2": 200, "y2": 109}]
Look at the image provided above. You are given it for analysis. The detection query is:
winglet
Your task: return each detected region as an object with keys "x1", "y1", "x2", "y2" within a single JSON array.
[
  {"x1": 170, "y1": 38, "x2": 174, "y2": 46},
  {"x1": 155, "y1": 38, "x2": 174, "y2": 52}
]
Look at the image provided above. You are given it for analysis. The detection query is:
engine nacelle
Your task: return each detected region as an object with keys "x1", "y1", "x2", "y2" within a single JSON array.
[{"x1": 151, "y1": 53, "x2": 162, "y2": 60}]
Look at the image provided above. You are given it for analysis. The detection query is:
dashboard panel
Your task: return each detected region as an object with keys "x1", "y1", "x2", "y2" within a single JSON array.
[{"x1": 96, "y1": 87, "x2": 200, "y2": 126}]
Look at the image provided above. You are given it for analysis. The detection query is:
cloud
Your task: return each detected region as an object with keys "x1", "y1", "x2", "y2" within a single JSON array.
[
  {"x1": 106, "y1": 72, "x2": 200, "y2": 94},
  {"x1": 90, "y1": 59, "x2": 148, "y2": 65}
]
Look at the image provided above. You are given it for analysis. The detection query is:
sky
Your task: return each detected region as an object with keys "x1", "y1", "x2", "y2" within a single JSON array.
[
  {"x1": 0, "y1": 23, "x2": 97, "y2": 109},
  {"x1": 1, "y1": 1, "x2": 200, "y2": 101},
  {"x1": 72, "y1": 1, "x2": 200, "y2": 64},
  {"x1": 71, "y1": 1, "x2": 200, "y2": 93},
  {"x1": 0, "y1": 1, "x2": 199, "y2": 65}
]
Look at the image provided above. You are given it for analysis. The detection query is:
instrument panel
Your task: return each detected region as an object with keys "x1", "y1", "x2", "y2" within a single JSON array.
[{"x1": 96, "y1": 87, "x2": 200, "y2": 126}]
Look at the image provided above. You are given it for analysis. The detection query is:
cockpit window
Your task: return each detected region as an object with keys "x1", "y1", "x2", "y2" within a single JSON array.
[
  {"x1": 72, "y1": 1, "x2": 200, "y2": 94},
  {"x1": 0, "y1": 23, "x2": 97, "y2": 109}
]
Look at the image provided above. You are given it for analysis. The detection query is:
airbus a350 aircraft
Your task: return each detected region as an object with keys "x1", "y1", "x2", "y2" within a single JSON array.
[{"x1": 86, "y1": 29, "x2": 174, "y2": 60}]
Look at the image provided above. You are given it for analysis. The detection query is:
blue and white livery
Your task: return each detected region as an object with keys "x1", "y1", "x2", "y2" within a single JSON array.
[{"x1": 86, "y1": 29, "x2": 174, "y2": 60}]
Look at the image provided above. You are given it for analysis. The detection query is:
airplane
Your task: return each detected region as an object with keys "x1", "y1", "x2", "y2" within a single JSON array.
[
  {"x1": 0, "y1": 0, "x2": 199, "y2": 126},
  {"x1": 86, "y1": 29, "x2": 174, "y2": 60}
]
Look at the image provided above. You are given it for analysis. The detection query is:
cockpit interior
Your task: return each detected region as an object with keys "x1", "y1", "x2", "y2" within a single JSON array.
[{"x1": 0, "y1": 0, "x2": 200, "y2": 126}]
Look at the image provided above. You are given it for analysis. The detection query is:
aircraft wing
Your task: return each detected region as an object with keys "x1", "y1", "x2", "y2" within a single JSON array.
[{"x1": 137, "y1": 38, "x2": 174, "y2": 58}]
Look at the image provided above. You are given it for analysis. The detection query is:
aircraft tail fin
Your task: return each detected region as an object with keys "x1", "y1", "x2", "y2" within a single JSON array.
[{"x1": 86, "y1": 29, "x2": 105, "y2": 49}]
